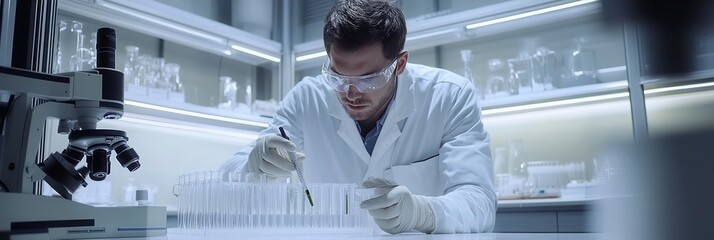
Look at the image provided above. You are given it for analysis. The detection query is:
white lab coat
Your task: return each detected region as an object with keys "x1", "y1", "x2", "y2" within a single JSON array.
[{"x1": 221, "y1": 63, "x2": 496, "y2": 233}]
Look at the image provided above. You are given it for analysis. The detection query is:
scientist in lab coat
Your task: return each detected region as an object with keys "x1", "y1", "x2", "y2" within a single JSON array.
[{"x1": 220, "y1": 0, "x2": 495, "y2": 234}]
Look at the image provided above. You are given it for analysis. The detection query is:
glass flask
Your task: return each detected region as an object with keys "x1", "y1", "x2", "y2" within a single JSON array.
[
  {"x1": 531, "y1": 47, "x2": 558, "y2": 92},
  {"x1": 561, "y1": 38, "x2": 597, "y2": 88},
  {"x1": 486, "y1": 58, "x2": 510, "y2": 98}
]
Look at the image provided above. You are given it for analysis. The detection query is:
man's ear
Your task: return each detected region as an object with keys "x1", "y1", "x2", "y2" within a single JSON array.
[{"x1": 396, "y1": 51, "x2": 409, "y2": 75}]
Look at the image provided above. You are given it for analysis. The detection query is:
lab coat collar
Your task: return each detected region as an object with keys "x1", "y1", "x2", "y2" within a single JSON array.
[{"x1": 327, "y1": 68, "x2": 416, "y2": 165}]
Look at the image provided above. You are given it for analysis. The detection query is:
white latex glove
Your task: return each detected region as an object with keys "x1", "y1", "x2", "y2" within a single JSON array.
[
  {"x1": 360, "y1": 177, "x2": 436, "y2": 234},
  {"x1": 246, "y1": 135, "x2": 305, "y2": 177}
]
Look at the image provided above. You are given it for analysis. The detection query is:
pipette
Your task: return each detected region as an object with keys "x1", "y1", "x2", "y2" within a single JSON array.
[{"x1": 279, "y1": 127, "x2": 314, "y2": 207}]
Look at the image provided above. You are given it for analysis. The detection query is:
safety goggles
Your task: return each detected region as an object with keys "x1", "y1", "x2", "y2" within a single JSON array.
[{"x1": 321, "y1": 57, "x2": 398, "y2": 93}]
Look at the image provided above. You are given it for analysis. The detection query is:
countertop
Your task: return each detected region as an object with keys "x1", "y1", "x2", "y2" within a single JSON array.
[{"x1": 161, "y1": 229, "x2": 600, "y2": 240}]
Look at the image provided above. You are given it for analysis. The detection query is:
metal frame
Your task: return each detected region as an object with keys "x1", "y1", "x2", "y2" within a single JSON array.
[{"x1": 623, "y1": 23, "x2": 649, "y2": 142}]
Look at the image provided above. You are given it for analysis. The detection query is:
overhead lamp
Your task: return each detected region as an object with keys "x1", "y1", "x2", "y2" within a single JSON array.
[
  {"x1": 124, "y1": 100, "x2": 269, "y2": 128},
  {"x1": 465, "y1": 0, "x2": 597, "y2": 30},
  {"x1": 231, "y1": 44, "x2": 281, "y2": 63},
  {"x1": 100, "y1": 1, "x2": 226, "y2": 44},
  {"x1": 481, "y1": 92, "x2": 629, "y2": 116},
  {"x1": 296, "y1": 51, "x2": 327, "y2": 62}
]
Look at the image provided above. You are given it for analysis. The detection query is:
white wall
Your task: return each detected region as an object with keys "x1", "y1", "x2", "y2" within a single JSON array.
[{"x1": 44, "y1": 116, "x2": 259, "y2": 210}]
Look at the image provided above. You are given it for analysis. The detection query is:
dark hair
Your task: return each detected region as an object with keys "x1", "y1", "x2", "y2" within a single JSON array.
[{"x1": 323, "y1": 0, "x2": 407, "y2": 60}]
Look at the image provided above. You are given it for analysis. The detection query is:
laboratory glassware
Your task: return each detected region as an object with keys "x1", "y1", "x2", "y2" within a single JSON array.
[
  {"x1": 486, "y1": 58, "x2": 510, "y2": 98},
  {"x1": 460, "y1": 49, "x2": 483, "y2": 99}
]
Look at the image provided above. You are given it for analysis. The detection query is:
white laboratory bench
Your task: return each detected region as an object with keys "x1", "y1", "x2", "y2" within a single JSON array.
[
  {"x1": 163, "y1": 229, "x2": 600, "y2": 240},
  {"x1": 165, "y1": 196, "x2": 601, "y2": 233}
]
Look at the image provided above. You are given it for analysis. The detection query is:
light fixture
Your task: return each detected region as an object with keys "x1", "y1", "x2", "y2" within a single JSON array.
[
  {"x1": 124, "y1": 100, "x2": 269, "y2": 128},
  {"x1": 465, "y1": 0, "x2": 597, "y2": 30},
  {"x1": 100, "y1": 1, "x2": 226, "y2": 44},
  {"x1": 406, "y1": 28, "x2": 462, "y2": 42},
  {"x1": 119, "y1": 116, "x2": 260, "y2": 140},
  {"x1": 296, "y1": 51, "x2": 327, "y2": 62},
  {"x1": 644, "y1": 82, "x2": 714, "y2": 95},
  {"x1": 481, "y1": 92, "x2": 629, "y2": 116},
  {"x1": 597, "y1": 66, "x2": 627, "y2": 74},
  {"x1": 231, "y1": 44, "x2": 281, "y2": 63},
  {"x1": 223, "y1": 50, "x2": 232, "y2": 56}
]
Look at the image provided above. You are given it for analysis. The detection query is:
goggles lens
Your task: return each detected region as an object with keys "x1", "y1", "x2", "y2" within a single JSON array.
[{"x1": 322, "y1": 57, "x2": 398, "y2": 93}]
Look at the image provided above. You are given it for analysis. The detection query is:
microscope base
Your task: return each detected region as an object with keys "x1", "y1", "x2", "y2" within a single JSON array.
[{"x1": 0, "y1": 192, "x2": 166, "y2": 239}]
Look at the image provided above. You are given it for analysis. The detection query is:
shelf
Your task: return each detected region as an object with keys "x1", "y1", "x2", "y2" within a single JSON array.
[
  {"x1": 123, "y1": 93, "x2": 271, "y2": 132},
  {"x1": 642, "y1": 69, "x2": 714, "y2": 92},
  {"x1": 480, "y1": 81, "x2": 629, "y2": 116},
  {"x1": 498, "y1": 196, "x2": 600, "y2": 209},
  {"x1": 294, "y1": 0, "x2": 601, "y2": 70},
  {"x1": 58, "y1": 0, "x2": 281, "y2": 65}
]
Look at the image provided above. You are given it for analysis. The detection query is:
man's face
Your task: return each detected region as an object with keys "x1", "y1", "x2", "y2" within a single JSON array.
[{"x1": 328, "y1": 43, "x2": 406, "y2": 122}]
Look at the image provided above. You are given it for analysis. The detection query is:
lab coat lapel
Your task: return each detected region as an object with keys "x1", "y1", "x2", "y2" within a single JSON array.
[
  {"x1": 327, "y1": 93, "x2": 371, "y2": 164},
  {"x1": 368, "y1": 74, "x2": 414, "y2": 172}
]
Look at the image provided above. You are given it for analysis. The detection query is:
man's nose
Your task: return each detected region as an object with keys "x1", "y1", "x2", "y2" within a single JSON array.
[{"x1": 345, "y1": 85, "x2": 361, "y2": 101}]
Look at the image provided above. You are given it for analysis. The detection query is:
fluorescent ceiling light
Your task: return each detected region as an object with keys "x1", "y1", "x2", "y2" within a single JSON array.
[
  {"x1": 465, "y1": 0, "x2": 597, "y2": 30},
  {"x1": 231, "y1": 44, "x2": 281, "y2": 63},
  {"x1": 101, "y1": 2, "x2": 226, "y2": 44},
  {"x1": 124, "y1": 100, "x2": 269, "y2": 128},
  {"x1": 482, "y1": 92, "x2": 629, "y2": 115},
  {"x1": 406, "y1": 28, "x2": 462, "y2": 42},
  {"x1": 644, "y1": 82, "x2": 714, "y2": 95},
  {"x1": 120, "y1": 116, "x2": 260, "y2": 140},
  {"x1": 223, "y1": 50, "x2": 232, "y2": 56},
  {"x1": 296, "y1": 51, "x2": 327, "y2": 62}
]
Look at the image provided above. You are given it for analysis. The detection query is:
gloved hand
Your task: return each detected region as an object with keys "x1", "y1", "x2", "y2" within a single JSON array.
[
  {"x1": 360, "y1": 178, "x2": 436, "y2": 234},
  {"x1": 246, "y1": 134, "x2": 305, "y2": 177}
]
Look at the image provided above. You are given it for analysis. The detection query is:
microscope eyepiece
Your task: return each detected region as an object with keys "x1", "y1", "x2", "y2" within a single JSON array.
[{"x1": 96, "y1": 27, "x2": 116, "y2": 69}]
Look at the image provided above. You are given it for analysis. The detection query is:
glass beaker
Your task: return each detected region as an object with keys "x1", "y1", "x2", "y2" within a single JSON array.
[
  {"x1": 164, "y1": 63, "x2": 181, "y2": 92},
  {"x1": 494, "y1": 147, "x2": 508, "y2": 174},
  {"x1": 508, "y1": 140, "x2": 526, "y2": 176},
  {"x1": 531, "y1": 47, "x2": 558, "y2": 92},
  {"x1": 123, "y1": 46, "x2": 140, "y2": 90},
  {"x1": 487, "y1": 58, "x2": 509, "y2": 98},
  {"x1": 219, "y1": 76, "x2": 238, "y2": 110},
  {"x1": 561, "y1": 38, "x2": 597, "y2": 88}
]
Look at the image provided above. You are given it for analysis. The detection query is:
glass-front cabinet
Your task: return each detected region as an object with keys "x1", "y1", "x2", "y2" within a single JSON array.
[{"x1": 55, "y1": 0, "x2": 282, "y2": 129}]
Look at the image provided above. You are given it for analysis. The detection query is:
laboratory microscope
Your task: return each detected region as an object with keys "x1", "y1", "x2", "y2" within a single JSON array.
[{"x1": 0, "y1": 28, "x2": 166, "y2": 239}]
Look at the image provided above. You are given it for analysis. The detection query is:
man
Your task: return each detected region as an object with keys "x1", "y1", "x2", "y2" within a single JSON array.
[{"x1": 220, "y1": 0, "x2": 495, "y2": 234}]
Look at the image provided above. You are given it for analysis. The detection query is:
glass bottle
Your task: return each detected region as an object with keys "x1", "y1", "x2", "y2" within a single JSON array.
[
  {"x1": 123, "y1": 46, "x2": 140, "y2": 91},
  {"x1": 53, "y1": 20, "x2": 68, "y2": 73},
  {"x1": 460, "y1": 49, "x2": 483, "y2": 99},
  {"x1": 68, "y1": 21, "x2": 84, "y2": 71}
]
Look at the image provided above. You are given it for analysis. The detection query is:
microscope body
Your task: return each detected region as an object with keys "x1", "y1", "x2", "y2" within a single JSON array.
[{"x1": 0, "y1": 28, "x2": 166, "y2": 239}]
